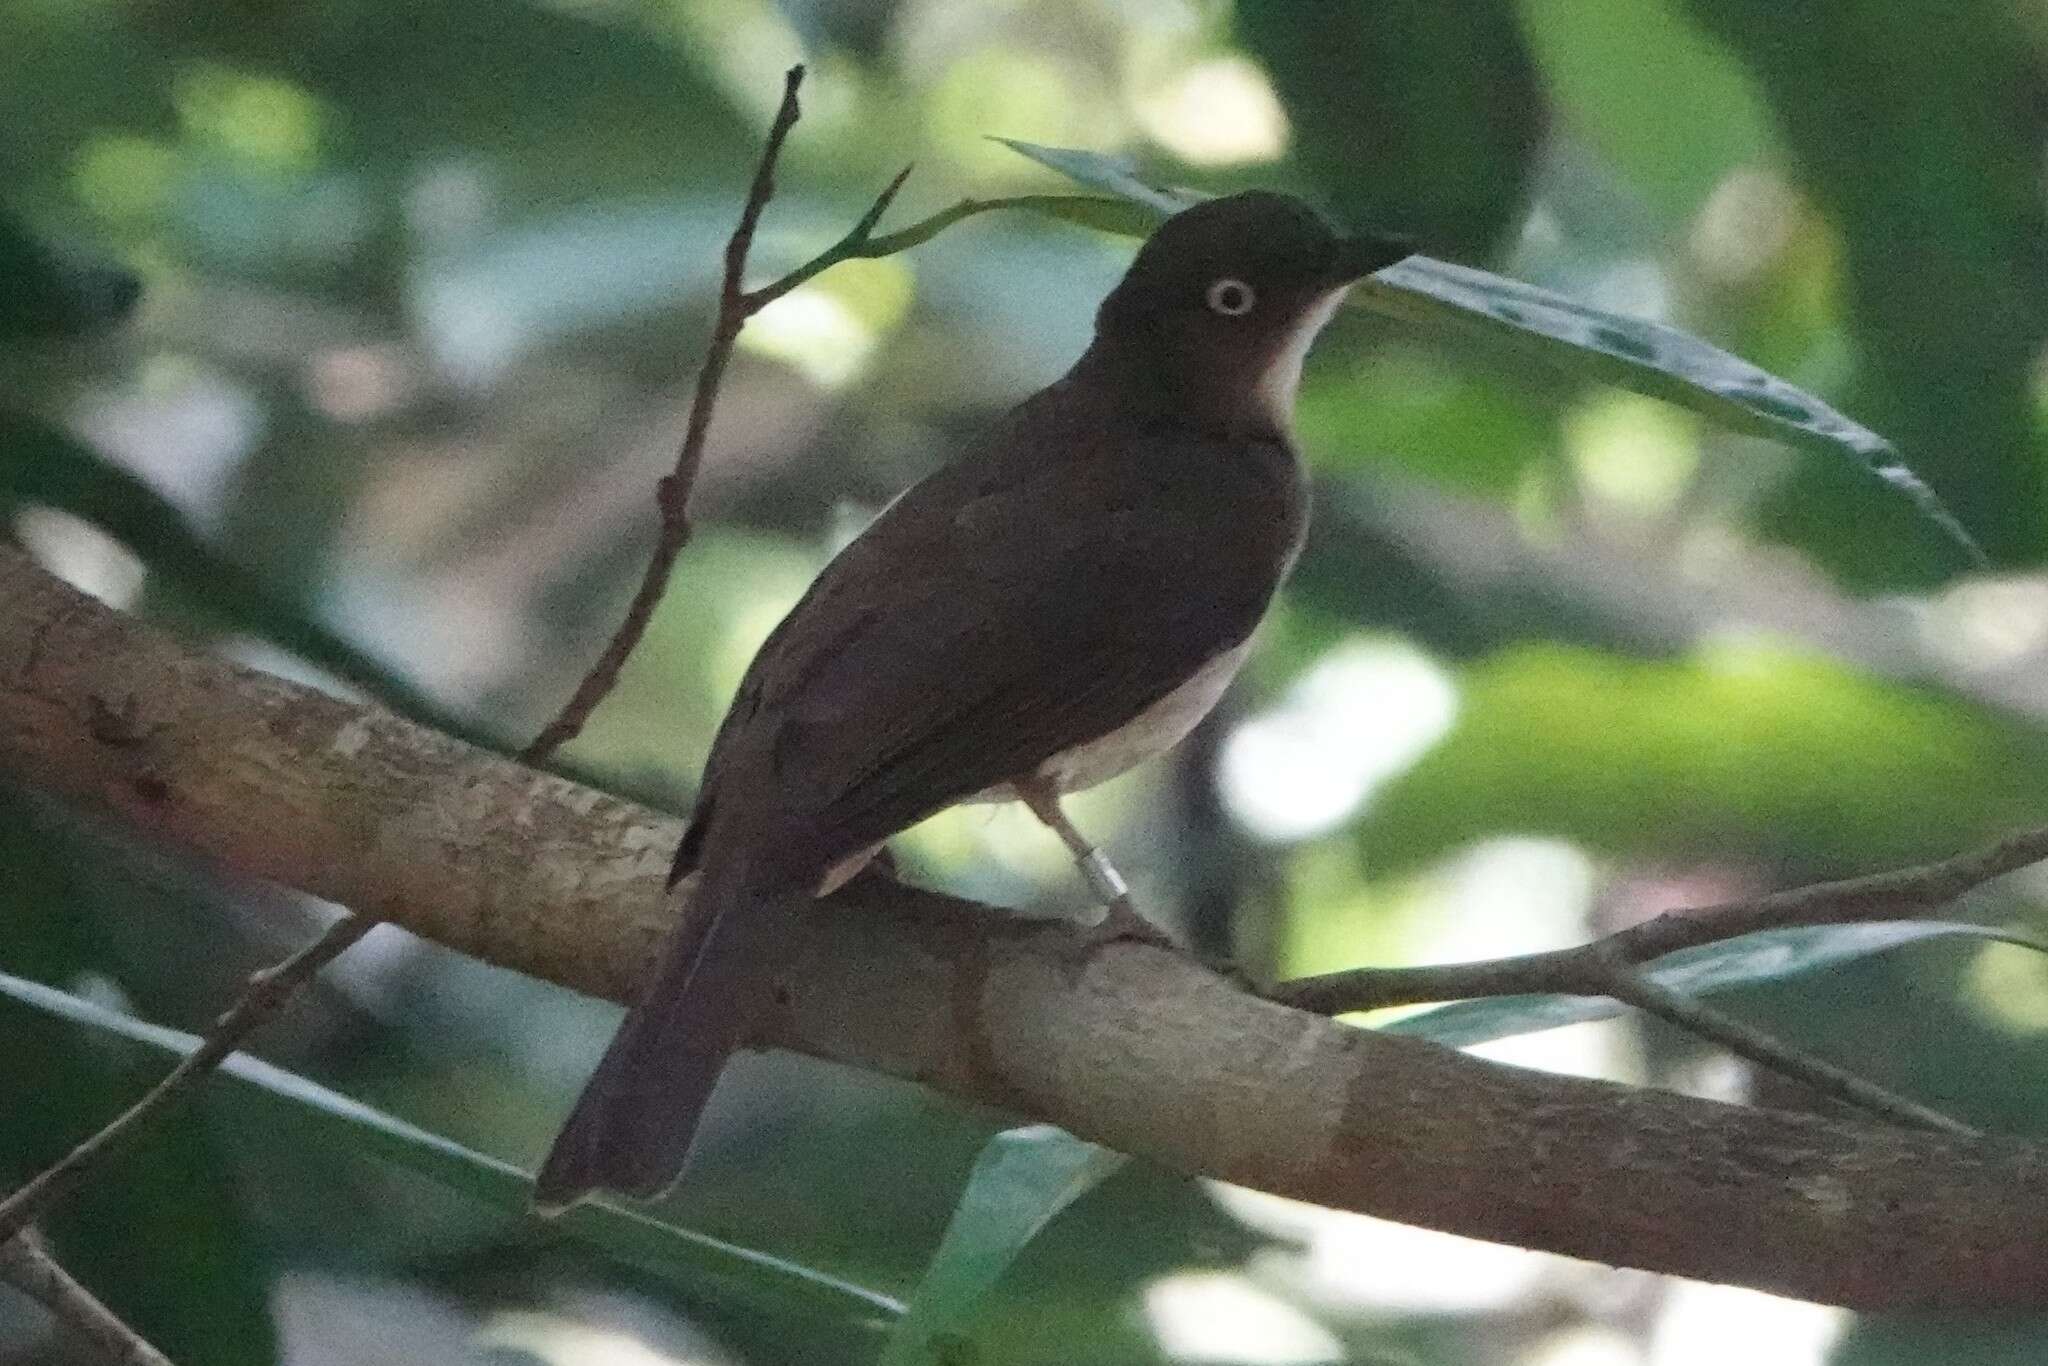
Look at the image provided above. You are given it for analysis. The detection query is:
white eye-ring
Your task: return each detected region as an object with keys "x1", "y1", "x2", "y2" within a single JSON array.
[{"x1": 1205, "y1": 277, "x2": 1256, "y2": 316}]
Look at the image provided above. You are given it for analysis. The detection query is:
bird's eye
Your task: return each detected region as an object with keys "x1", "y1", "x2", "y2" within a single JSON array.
[{"x1": 1205, "y1": 278, "x2": 1256, "y2": 317}]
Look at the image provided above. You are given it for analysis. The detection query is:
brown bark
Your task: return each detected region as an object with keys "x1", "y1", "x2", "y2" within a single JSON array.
[{"x1": 3, "y1": 542, "x2": 2045, "y2": 1309}]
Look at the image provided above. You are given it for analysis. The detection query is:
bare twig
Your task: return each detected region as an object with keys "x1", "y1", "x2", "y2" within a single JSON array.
[
  {"x1": 1585, "y1": 942, "x2": 1976, "y2": 1136},
  {"x1": 521, "y1": 67, "x2": 914, "y2": 765},
  {"x1": 1263, "y1": 831, "x2": 2048, "y2": 1136},
  {"x1": 517, "y1": 63, "x2": 811, "y2": 764},
  {"x1": 0, "y1": 1231, "x2": 174, "y2": 1366},
  {"x1": 515, "y1": 74, "x2": 1132, "y2": 765},
  {"x1": 1271, "y1": 822, "x2": 2048, "y2": 1014},
  {"x1": 0, "y1": 913, "x2": 374, "y2": 1245}
]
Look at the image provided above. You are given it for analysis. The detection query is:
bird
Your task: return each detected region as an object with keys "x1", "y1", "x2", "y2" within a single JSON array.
[{"x1": 533, "y1": 190, "x2": 1412, "y2": 1211}]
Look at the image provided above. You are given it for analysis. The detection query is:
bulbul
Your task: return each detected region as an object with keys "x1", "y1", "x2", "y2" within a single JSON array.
[{"x1": 534, "y1": 190, "x2": 1411, "y2": 1210}]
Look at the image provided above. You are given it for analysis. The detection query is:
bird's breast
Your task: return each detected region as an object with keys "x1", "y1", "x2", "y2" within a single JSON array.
[{"x1": 971, "y1": 638, "x2": 1253, "y2": 803}]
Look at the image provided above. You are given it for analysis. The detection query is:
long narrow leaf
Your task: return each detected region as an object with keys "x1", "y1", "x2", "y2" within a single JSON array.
[
  {"x1": 880, "y1": 1125, "x2": 1125, "y2": 1366},
  {"x1": 999, "y1": 142, "x2": 1982, "y2": 568},
  {"x1": 0, "y1": 968, "x2": 902, "y2": 1328}
]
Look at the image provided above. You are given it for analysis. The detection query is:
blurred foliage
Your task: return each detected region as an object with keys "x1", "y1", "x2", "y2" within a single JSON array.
[
  {"x1": 0, "y1": 205, "x2": 140, "y2": 338},
  {"x1": 1236, "y1": 0, "x2": 1544, "y2": 259},
  {"x1": 1364, "y1": 642, "x2": 2048, "y2": 875},
  {"x1": 7, "y1": 0, "x2": 2048, "y2": 1363},
  {"x1": 1682, "y1": 0, "x2": 2048, "y2": 581},
  {"x1": 0, "y1": 793, "x2": 277, "y2": 1364}
]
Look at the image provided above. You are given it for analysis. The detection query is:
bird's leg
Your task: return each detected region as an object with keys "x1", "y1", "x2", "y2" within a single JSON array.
[{"x1": 1014, "y1": 780, "x2": 1174, "y2": 948}]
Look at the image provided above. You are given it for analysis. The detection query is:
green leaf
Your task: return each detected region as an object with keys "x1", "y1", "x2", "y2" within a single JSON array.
[
  {"x1": 0, "y1": 968, "x2": 903, "y2": 1328},
  {"x1": 994, "y1": 141, "x2": 1199, "y2": 216},
  {"x1": 1238, "y1": 0, "x2": 1544, "y2": 259},
  {"x1": 1355, "y1": 257, "x2": 1983, "y2": 568},
  {"x1": 1680, "y1": 0, "x2": 2048, "y2": 577},
  {"x1": 997, "y1": 142, "x2": 1983, "y2": 572},
  {"x1": 880, "y1": 1125, "x2": 1126, "y2": 1366},
  {"x1": 0, "y1": 207, "x2": 140, "y2": 338},
  {"x1": 1382, "y1": 920, "x2": 2048, "y2": 1048}
]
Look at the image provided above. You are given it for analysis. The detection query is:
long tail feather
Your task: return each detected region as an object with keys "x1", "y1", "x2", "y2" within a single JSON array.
[{"x1": 533, "y1": 848, "x2": 798, "y2": 1212}]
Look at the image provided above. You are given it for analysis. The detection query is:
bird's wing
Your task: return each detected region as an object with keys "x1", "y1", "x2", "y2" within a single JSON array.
[{"x1": 707, "y1": 429, "x2": 1297, "y2": 860}]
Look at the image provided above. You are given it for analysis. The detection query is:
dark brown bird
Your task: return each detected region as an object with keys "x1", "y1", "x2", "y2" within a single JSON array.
[{"x1": 534, "y1": 191, "x2": 1410, "y2": 1210}]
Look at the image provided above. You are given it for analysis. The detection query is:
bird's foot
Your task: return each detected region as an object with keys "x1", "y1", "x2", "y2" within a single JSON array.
[{"x1": 1075, "y1": 896, "x2": 1178, "y2": 951}]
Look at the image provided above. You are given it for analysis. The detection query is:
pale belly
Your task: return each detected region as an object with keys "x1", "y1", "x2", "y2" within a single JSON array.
[
  {"x1": 813, "y1": 639, "x2": 1253, "y2": 894},
  {"x1": 806, "y1": 643, "x2": 1253, "y2": 897},
  {"x1": 974, "y1": 637, "x2": 1253, "y2": 801}
]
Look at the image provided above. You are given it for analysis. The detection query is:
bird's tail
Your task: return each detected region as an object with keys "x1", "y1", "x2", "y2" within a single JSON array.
[{"x1": 533, "y1": 846, "x2": 799, "y2": 1213}]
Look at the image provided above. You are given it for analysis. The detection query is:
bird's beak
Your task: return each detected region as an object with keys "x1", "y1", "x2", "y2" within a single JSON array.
[{"x1": 1329, "y1": 231, "x2": 1415, "y2": 284}]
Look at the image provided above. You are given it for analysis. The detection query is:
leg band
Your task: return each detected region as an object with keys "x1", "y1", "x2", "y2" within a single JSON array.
[{"x1": 1078, "y1": 847, "x2": 1129, "y2": 903}]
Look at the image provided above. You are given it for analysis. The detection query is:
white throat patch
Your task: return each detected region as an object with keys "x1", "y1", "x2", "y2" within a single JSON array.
[{"x1": 1257, "y1": 286, "x2": 1351, "y2": 425}]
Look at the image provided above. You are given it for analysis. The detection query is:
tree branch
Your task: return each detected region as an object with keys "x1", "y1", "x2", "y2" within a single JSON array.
[
  {"x1": 1271, "y1": 826, "x2": 2048, "y2": 1014},
  {"x1": 0, "y1": 1231, "x2": 173, "y2": 1366},
  {"x1": 5, "y1": 542, "x2": 2048, "y2": 1310},
  {"x1": 1266, "y1": 833, "x2": 2048, "y2": 1135}
]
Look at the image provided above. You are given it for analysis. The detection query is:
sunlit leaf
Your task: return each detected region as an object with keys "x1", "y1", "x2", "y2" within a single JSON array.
[
  {"x1": 0, "y1": 969, "x2": 903, "y2": 1328},
  {"x1": 1359, "y1": 642, "x2": 2048, "y2": 875},
  {"x1": 998, "y1": 142, "x2": 1983, "y2": 571},
  {"x1": 880, "y1": 1125, "x2": 1126, "y2": 1366},
  {"x1": 1382, "y1": 920, "x2": 2048, "y2": 1047},
  {"x1": 993, "y1": 140, "x2": 1198, "y2": 216}
]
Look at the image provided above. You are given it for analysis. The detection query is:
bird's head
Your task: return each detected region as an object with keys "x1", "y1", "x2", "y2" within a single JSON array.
[{"x1": 1093, "y1": 191, "x2": 1411, "y2": 432}]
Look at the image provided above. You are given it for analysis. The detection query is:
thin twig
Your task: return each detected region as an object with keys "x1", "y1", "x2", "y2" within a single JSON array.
[
  {"x1": 516, "y1": 76, "x2": 1125, "y2": 764},
  {"x1": 1586, "y1": 942, "x2": 1976, "y2": 1136},
  {"x1": 1261, "y1": 829, "x2": 2048, "y2": 1138},
  {"x1": 517, "y1": 63, "x2": 808, "y2": 764},
  {"x1": 1272, "y1": 822, "x2": 2048, "y2": 1014},
  {"x1": 521, "y1": 68, "x2": 917, "y2": 765},
  {"x1": 0, "y1": 913, "x2": 375, "y2": 1245},
  {"x1": 0, "y1": 1231, "x2": 174, "y2": 1366}
]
